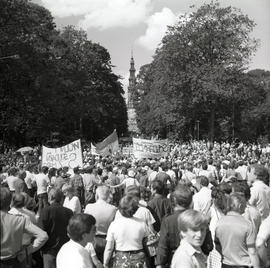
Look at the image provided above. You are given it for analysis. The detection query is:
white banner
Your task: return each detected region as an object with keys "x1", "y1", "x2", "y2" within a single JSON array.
[
  {"x1": 42, "y1": 139, "x2": 83, "y2": 169},
  {"x1": 133, "y1": 138, "x2": 169, "y2": 159}
]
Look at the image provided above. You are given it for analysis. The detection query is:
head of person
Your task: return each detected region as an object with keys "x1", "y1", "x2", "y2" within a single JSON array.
[
  {"x1": 0, "y1": 187, "x2": 12, "y2": 211},
  {"x1": 232, "y1": 181, "x2": 251, "y2": 201},
  {"x1": 247, "y1": 164, "x2": 269, "y2": 186},
  {"x1": 178, "y1": 209, "x2": 208, "y2": 249},
  {"x1": 201, "y1": 163, "x2": 208, "y2": 171},
  {"x1": 118, "y1": 195, "x2": 139, "y2": 218},
  {"x1": 228, "y1": 192, "x2": 246, "y2": 214},
  {"x1": 128, "y1": 169, "x2": 136, "y2": 178},
  {"x1": 219, "y1": 182, "x2": 232, "y2": 195},
  {"x1": 171, "y1": 184, "x2": 193, "y2": 209},
  {"x1": 48, "y1": 188, "x2": 64, "y2": 205},
  {"x1": 73, "y1": 167, "x2": 80, "y2": 175},
  {"x1": 211, "y1": 187, "x2": 228, "y2": 214},
  {"x1": 48, "y1": 168, "x2": 57, "y2": 178},
  {"x1": 11, "y1": 193, "x2": 25, "y2": 208},
  {"x1": 67, "y1": 214, "x2": 96, "y2": 247},
  {"x1": 95, "y1": 185, "x2": 110, "y2": 202},
  {"x1": 200, "y1": 176, "x2": 209, "y2": 187},
  {"x1": 151, "y1": 179, "x2": 165, "y2": 195},
  {"x1": 62, "y1": 184, "x2": 75, "y2": 198},
  {"x1": 41, "y1": 166, "x2": 49, "y2": 174},
  {"x1": 8, "y1": 167, "x2": 18, "y2": 176}
]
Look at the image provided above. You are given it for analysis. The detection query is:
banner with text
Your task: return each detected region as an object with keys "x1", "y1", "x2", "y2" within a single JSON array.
[
  {"x1": 42, "y1": 139, "x2": 83, "y2": 169},
  {"x1": 133, "y1": 138, "x2": 169, "y2": 159}
]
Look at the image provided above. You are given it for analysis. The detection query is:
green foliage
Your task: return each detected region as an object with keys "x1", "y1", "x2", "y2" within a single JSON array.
[
  {"x1": 0, "y1": 0, "x2": 127, "y2": 147},
  {"x1": 135, "y1": 1, "x2": 268, "y2": 141}
]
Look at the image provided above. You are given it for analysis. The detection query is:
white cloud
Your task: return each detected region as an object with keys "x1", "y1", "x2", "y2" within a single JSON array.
[
  {"x1": 41, "y1": 0, "x2": 152, "y2": 30},
  {"x1": 137, "y1": 7, "x2": 178, "y2": 51}
]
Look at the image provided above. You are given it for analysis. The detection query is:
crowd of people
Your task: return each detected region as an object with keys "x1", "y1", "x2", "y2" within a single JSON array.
[{"x1": 0, "y1": 139, "x2": 270, "y2": 268}]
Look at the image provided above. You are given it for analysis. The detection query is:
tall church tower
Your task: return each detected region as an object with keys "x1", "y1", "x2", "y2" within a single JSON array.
[{"x1": 127, "y1": 52, "x2": 139, "y2": 133}]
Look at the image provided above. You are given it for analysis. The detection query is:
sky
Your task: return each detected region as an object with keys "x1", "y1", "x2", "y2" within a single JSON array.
[{"x1": 35, "y1": 0, "x2": 270, "y2": 94}]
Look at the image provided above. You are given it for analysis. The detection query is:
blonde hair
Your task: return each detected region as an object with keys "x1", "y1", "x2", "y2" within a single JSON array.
[{"x1": 178, "y1": 209, "x2": 208, "y2": 233}]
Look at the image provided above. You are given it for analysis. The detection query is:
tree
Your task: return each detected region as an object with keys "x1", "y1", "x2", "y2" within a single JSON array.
[
  {"x1": 135, "y1": 1, "x2": 259, "y2": 141},
  {"x1": 0, "y1": 0, "x2": 127, "y2": 147}
]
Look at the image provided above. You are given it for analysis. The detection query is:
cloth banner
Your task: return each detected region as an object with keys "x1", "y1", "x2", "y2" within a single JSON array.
[
  {"x1": 133, "y1": 138, "x2": 169, "y2": 159},
  {"x1": 122, "y1": 146, "x2": 133, "y2": 156},
  {"x1": 92, "y1": 130, "x2": 119, "y2": 156},
  {"x1": 42, "y1": 139, "x2": 83, "y2": 169}
]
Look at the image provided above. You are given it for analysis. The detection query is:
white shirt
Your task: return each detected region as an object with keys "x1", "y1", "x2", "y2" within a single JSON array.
[
  {"x1": 115, "y1": 206, "x2": 155, "y2": 227},
  {"x1": 57, "y1": 240, "x2": 94, "y2": 268},
  {"x1": 250, "y1": 180, "x2": 270, "y2": 220},
  {"x1": 33, "y1": 173, "x2": 49, "y2": 195},
  {"x1": 106, "y1": 217, "x2": 147, "y2": 251},
  {"x1": 63, "y1": 196, "x2": 81, "y2": 214},
  {"x1": 235, "y1": 165, "x2": 248, "y2": 180},
  {"x1": 149, "y1": 171, "x2": 158, "y2": 184},
  {"x1": 120, "y1": 177, "x2": 140, "y2": 188},
  {"x1": 24, "y1": 171, "x2": 34, "y2": 189},
  {"x1": 5, "y1": 176, "x2": 20, "y2": 191},
  {"x1": 193, "y1": 187, "x2": 212, "y2": 216}
]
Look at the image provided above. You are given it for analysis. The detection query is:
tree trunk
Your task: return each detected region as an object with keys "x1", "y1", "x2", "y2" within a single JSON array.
[{"x1": 210, "y1": 107, "x2": 215, "y2": 143}]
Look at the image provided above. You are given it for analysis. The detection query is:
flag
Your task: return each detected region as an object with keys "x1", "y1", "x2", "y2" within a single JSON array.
[{"x1": 93, "y1": 130, "x2": 119, "y2": 156}]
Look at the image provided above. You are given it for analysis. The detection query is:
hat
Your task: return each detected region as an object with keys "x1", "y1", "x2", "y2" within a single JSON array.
[
  {"x1": 128, "y1": 169, "x2": 136, "y2": 178},
  {"x1": 222, "y1": 160, "x2": 230, "y2": 166}
]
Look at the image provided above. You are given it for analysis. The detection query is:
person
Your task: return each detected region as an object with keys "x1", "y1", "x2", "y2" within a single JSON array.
[
  {"x1": 70, "y1": 167, "x2": 85, "y2": 205},
  {"x1": 62, "y1": 184, "x2": 81, "y2": 214},
  {"x1": 232, "y1": 181, "x2": 261, "y2": 234},
  {"x1": 110, "y1": 169, "x2": 140, "y2": 190},
  {"x1": 215, "y1": 192, "x2": 260, "y2": 268},
  {"x1": 84, "y1": 185, "x2": 117, "y2": 263},
  {"x1": 39, "y1": 188, "x2": 73, "y2": 268},
  {"x1": 85, "y1": 242, "x2": 103, "y2": 268},
  {"x1": 193, "y1": 176, "x2": 212, "y2": 217},
  {"x1": 32, "y1": 166, "x2": 50, "y2": 214},
  {"x1": 148, "y1": 179, "x2": 172, "y2": 228},
  {"x1": 171, "y1": 209, "x2": 208, "y2": 268},
  {"x1": 5, "y1": 167, "x2": 20, "y2": 193},
  {"x1": 56, "y1": 214, "x2": 96, "y2": 268},
  {"x1": 256, "y1": 215, "x2": 270, "y2": 267},
  {"x1": 0, "y1": 187, "x2": 48, "y2": 268},
  {"x1": 156, "y1": 184, "x2": 193, "y2": 267},
  {"x1": 248, "y1": 164, "x2": 270, "y2": 220},
  {"x1": 208, "y1": 187, "x2": 227, "y2": 268},
  {"x1": 103, "y1": 195, "x2": 148, "y2": 268}
]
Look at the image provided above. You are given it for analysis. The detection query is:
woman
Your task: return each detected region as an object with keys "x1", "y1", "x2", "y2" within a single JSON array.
[
  {"x1": 62, "y1": 184, "x2": 81, "y2": 214},
  {"x1": 103, "y1": 195, "x2": 148, "y2": 268}
]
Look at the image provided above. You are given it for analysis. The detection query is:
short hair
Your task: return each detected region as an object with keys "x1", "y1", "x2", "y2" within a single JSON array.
[
  {"x1": 67, "y1": 214, "x2": 96, "y2": 242},
  {"x1": 73, "y1": 167, "x2": 80, "y2": 174},
  {"x1": 171, "y1": 184, "x2": 193, "y2": 209},
  {"x1": 228, "y1": 192, "x2": 246, "y2": 213},
  {"x1": 8, "y1": 167, "x2": 18, "y2": 176},
  {"x1": 252, "y1": 164, "x2": 269, "y2": 185},
  {"x1": 232, "y1": 181, "x2": 251, "y2": 200},
  {"x1": 125, "y1": 185, "x2": 140, "y2": 198},
  {"x1": 118, "y1": 195, "x2": 139, "y2": 218},
  {"x1": 178, "y1": 209, "x2": 208, "y2": 233},
  {"x1": 151, "y1": 180, "x2": 164, "y2": 195},
  {"x1": 0, "y1": 187, "x2": 12, "y2": 210},
  {"x1": 200, "y1": 176, "x2": 209, "y2": 187},
  {"x1": 12, "y1": 193, "x2": 25, "y2": 208},
  {"x1": 62, "y1": 183, "x2": 74, "y2": 194},
  {"x1": 211, "y1": 187, "x2": 227, "y2": 213},
  {"x1": 219, "y1": 182, "x2": 232, "y2": 195},
  {"x1": 96, "y1": 185, "x2": 110, "y2": 201},
  {"x1": 18, "y1": 171, "x2": 26, "y2": 180},
  {"x1": 41, "y1": 166, "x2": 49, "y2": 174},
  {"x1": 48, "y1": 188, "x2": 64, "y2": 203},
  {"x1": 202, "y1": 163, "x2": 208, "y2": 170}
]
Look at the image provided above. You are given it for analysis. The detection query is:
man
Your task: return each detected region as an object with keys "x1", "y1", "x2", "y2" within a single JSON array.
[
  {"x1": 156, "y1": 184, "x2": 193, "y2": 267},
  {"x1": 148, "y1": 179, "x2": 172, "y2": 229},
  {"x1": 32, "y1": 166, "x2": 50, "y2": 214},
  {"x1": 56, "y1": 214, "x2": 96, "y2": 268},
  {"x1": 84, "y1": 185, "x2": 117, "y2": 262},
  {"x1": 70, "y1": 167, "x2": 84, "y2": 205},
  {"x1": 1, "y1": 187, "x2": 48, "y2": 268},
  {"x1": 193, "y1": 176, "x2": 212, "y2": 217},
  {"x1": 215, "y1": 193, "x2": 260, "y2": 268},
  {"x1": 171, "y1": 210, "x2": 208, "y2": 268},
  {"x1": 182, "y1": 162, "x2": 196, "y2": 185},
  {"x1": 39, "y1": 188, "x2": 73, "y2": 268},
  {"x1": 248, "y1": 164, "x2": 270, "y2": 220},
  {"x1": 5, "y1": 167, "x2": 20, "y2": 193}
]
